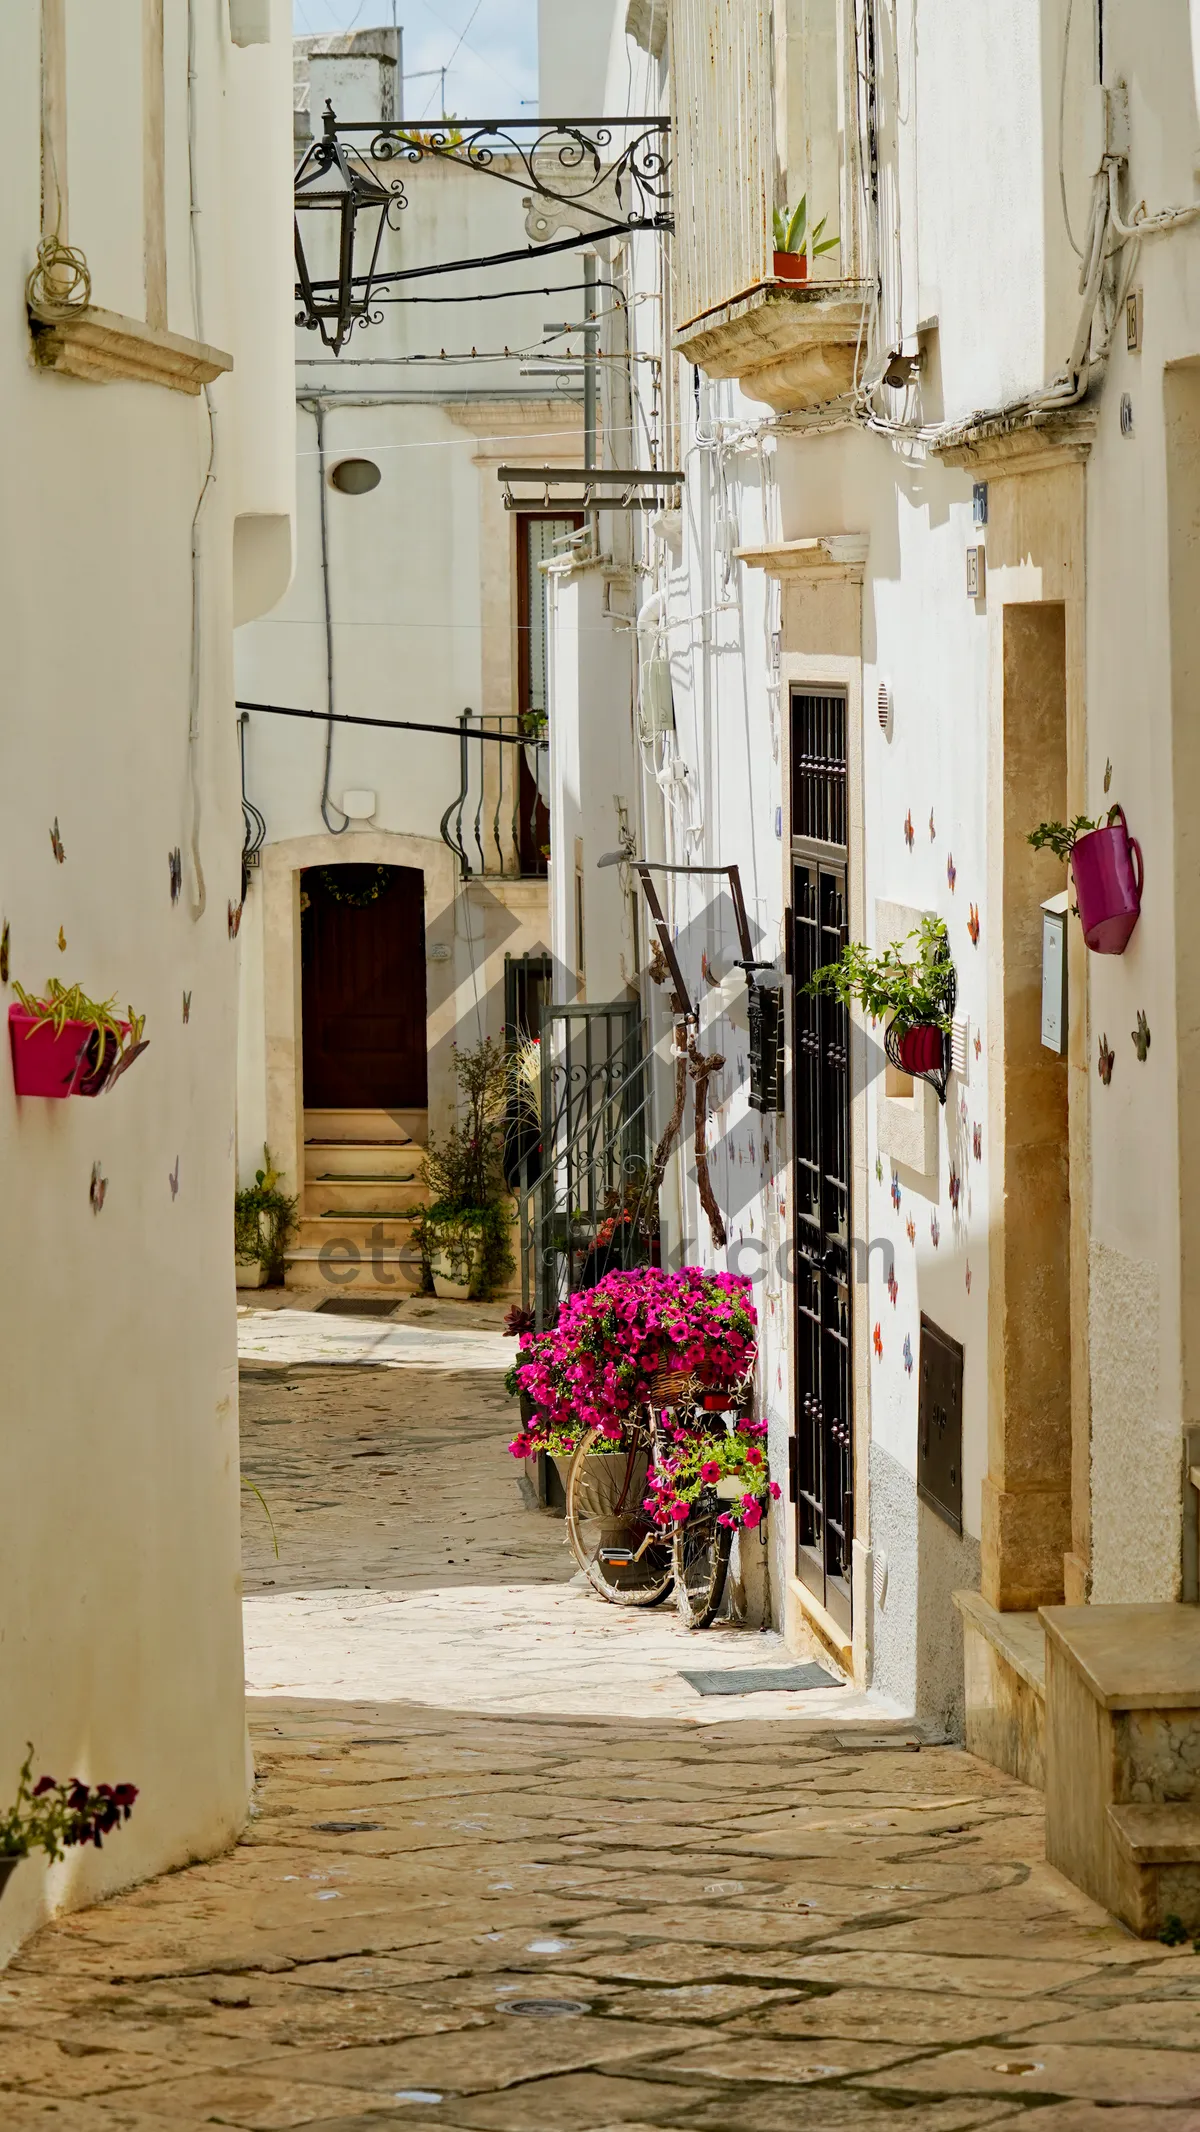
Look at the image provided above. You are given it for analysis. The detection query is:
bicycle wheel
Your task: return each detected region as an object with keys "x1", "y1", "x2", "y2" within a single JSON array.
[
  {"x1": 565, "y1": 1426, "x2": 675, "y2": 1607},
  {"x1": 673, "y1": 1499, "x2": 733, "y2": 1629}
]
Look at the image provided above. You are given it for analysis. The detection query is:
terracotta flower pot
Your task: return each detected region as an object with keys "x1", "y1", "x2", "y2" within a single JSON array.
[
  {"x1": 895, "y1": 1022, "x2": 946, "y2": 1076},
  {"x1": 1071, "y1": 806, "x2": 1143, "y2": 954},
  {"x1": 8, "y1": 1007, "x2": 122, "y2": 1098},
  {"x1": 773, "y1": 249, "x2": 808, "y2": 283}
]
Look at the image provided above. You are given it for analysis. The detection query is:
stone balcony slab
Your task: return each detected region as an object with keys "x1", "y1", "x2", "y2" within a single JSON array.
[{"x1": 674, "y1": 279, "x2": 872, "y2": 413}]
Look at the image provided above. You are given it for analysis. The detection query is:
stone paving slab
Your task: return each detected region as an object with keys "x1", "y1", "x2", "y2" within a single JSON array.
[{"x1": 7, "y1": 1343, "x2": 1200, "y2": 2126}]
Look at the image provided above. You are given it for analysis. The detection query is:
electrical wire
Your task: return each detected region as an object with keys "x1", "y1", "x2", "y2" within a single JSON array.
[{"x1": 1058, "y1": 0, "x2": 1083, "y2": 257}]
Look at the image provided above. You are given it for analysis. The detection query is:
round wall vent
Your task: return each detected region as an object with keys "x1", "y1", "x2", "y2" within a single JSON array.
[
  {"x1": 877, "y1": 681, "x2": 892, "y2": 735},
  {"x1": 330, "y1": 457, "x2": 381, "y2": 494}
]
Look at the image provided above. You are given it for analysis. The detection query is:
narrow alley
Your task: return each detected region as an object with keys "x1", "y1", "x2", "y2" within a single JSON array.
[{"x1": 4, "y1": 1314, "x2": 1200, "y2": 2130}]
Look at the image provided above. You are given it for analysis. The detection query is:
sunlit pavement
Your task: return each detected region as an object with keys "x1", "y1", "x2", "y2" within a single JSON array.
[{"x1": 5, "y1": 1314, "x2": 1200, "y2": 2130}]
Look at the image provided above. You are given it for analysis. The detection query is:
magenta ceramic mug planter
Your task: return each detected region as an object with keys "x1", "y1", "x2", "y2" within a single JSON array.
[
  {"x1": 895, "y1": 1023, "x2": 946, "y2": 1077},
  {"x1": 1071, "y1": 805, "x2": 1143, "y2": 954},
  {"x1": 8, "y1": 1008, "x2": 121, "y2": 1097}
]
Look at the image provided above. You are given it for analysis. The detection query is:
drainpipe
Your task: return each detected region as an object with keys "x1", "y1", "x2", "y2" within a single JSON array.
[{"x1": 310, "y1": 398, "x2": 348, "y2": 835}]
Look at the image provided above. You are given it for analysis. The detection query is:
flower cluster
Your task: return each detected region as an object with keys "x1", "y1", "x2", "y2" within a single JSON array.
[
  {"x1": 642, "y1": 1416, "x2": 781, "y2": 1533},
  {"x1": 0, "y1": 1745, "x2": 138, "y2": 1863},
  {"x1": 506, "y1": 1267, "x2": 757, "y2": 1459}
]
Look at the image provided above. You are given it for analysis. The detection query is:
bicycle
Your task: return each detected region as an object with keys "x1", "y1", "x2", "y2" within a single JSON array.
[{"x1": 564, "y1": 1375, "x2": 748, "y2": 1630}]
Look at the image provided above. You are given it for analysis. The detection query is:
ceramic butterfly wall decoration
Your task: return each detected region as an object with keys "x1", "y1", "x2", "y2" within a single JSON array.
[
  {"x1": 903, "y1": 1333, "x2": 914, "y2": 1375},
  {"x1": 876, "y1": 1154, "x2": 884, "y2": 1183},
  {"x1": 168, "y1": 1156, "x2": 180, "y2": 1200},
  {"x1": 169, "y1": 849, "x2": 183, "y2": 905},
  {"x1": 49, "y1": 819, "x2": 65, "y2": 864},
  {"x1": 904, "y1": 809, "x2": 915, "y2": 850},
  {"x1": 57, "y1": 926, "x2": 66, "y2": 953},
  {"x1": 89, "y1": 1161, "x2": 107, "y2": 1215},
  {"x1": 973, "y1": 1123, "x2": 982, "y2": 1161},
  {"x1": 182, "y1": 991, "x2": 191, "y2": 1024},
  {"x1": 967, "y1": 904, "x2": 980, "y2": 946},
  {"x1": 974, "y1": 1030, "x2": 982, "y2": 1060},
  {"x1": 1098, "y1": 1034, "x2": 1115, "y2": 1084},
  {"x1": 929, "y1": 809, "x2": 936, "y2": 842},
  {"x1": 965, "y1": 1261, "x2": 973, "y2": 1294},
  {"x1": 946, "y1": 852, "x2": 957, "y2": 892},
  {"x1": 887, "y1": 1266, "x2": 899, "y2": 1307},
  {"x1": 1132, "y1": 1011, "x2": 1151, "y2": 1062},
  {"x1": 949, "y1": 1168, "x2": 961, "y2": 1211},
  {"x1": 873, "y1": 1322, "x2": 883, "y2": 1359},
  {"x1": 228, "y1": 900, "x2": 244, "y2": 941},
  {"x1": 1, "y1": 921, "x2": 10, "y2": 985},
  {"x1": 891, "y1": 1173, "x2": 901, "y2": 1211},
  {"x1": 930, "y1": 1213, "x2": 941, "y2": 1248},
  {"x1": 906, "y1": 1215, "x2": 916, "y2": 1245}
]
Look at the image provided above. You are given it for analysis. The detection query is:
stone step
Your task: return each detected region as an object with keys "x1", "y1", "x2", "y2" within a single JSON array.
[
  {"x1": 284, "y1": 1247, "x2": 423, "y2": 1295},
  {"x1": 304, "y1": 1141, "x2": 425, "y2": 1183},
  {"x1": 1108, "y1": 1802, "x2": 1200, "y2": 1865},
  {"x1": 297, "y1": 1212, "x2": 421, "y2": 1253},
  {"x1": 1107, "y1": 1802, "x2": 1200, "y2": 1939},
  {"x1": 305, "y1": 1178, "x2": 427, "y2": 1215},
  {"x1": 304, "y1": 1108, "x2": 426, "y2": 1146}
]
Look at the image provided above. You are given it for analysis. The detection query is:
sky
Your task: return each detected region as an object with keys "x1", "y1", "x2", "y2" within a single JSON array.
[{"x1": 292, "y1": 0, "x2": 539, "y2": 121}]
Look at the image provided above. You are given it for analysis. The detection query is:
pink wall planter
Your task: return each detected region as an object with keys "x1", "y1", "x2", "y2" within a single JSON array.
[
  {"x1": 1071, "y1": 805, "x2": 1143, "y2": 954},
  {"x1": 895, "y1": 1023, "x2": 946, "y2": 1076},
  {"x1": 9, "y1": 1007, "x2": 120, "y2": 1097}
]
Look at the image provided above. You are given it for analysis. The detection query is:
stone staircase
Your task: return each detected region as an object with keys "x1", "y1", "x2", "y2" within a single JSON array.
[{"x1": 285, "y1": 1109, "x2": 428, "y2": 1296}]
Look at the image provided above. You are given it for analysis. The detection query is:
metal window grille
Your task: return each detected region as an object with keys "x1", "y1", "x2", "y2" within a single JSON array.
[{"x1": 791, "y1": 690, "x2": 848, "y2": 852}]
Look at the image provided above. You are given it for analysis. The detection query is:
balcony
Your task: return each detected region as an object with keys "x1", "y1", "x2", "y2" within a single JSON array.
[
  {"x1": 670, "y1": 0, "x2": 868, "y2": 411},
  {"x1": 675, "y1": 276, "x2": 871, "y2": 412}
]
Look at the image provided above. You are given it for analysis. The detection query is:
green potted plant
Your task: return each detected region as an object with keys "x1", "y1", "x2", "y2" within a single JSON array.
[
  {"x1": 0, "y1": 1745, "x2": 137, "y2": 1903},
  {"x1": 772, "y1": 197, "x2": 839, "y2": 283},
  {"x1": 234, "y1": 1146, "x2": 298, "y2": 1288},
  {"x1": 414, "y1": 1038, "x2": 515, "y2": 1300},
  {"x1": 806, "y1": 915, "x2": 956, "y2": 1094}
]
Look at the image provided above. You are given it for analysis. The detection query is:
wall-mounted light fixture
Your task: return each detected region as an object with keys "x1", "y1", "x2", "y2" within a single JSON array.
[{"x1": 294, "y1": 103, "x2": 406, "y2": 355}]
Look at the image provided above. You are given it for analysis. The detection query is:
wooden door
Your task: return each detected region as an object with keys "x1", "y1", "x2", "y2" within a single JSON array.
[{"x1": 300, "y1": 864, "x2": 428, "y2": 1109}]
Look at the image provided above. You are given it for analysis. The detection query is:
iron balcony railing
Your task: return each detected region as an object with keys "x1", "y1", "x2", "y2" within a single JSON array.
[
  {"x1": 440, "y1": 710, "x2": 548, "y2": 879},
  {"x1": 518, "y1": 1002, "x2": 658, "y2": 1329}
]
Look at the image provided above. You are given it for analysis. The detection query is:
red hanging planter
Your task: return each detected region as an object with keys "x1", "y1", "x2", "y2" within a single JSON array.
[
  {"x1": 772, "y1": 250, "x2": 808, "y2": 283},
  {"x1": 1070, "y1": 805, "x2": 1143, "y2": 954},
  {"x1": 895, "y1": 1023, "x2": 946, "y2": 1076}
]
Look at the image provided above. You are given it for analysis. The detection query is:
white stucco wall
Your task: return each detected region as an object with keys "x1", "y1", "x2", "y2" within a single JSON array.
[{"x1": 0, "y1": 0, "x2": 294, "y2": 1960}]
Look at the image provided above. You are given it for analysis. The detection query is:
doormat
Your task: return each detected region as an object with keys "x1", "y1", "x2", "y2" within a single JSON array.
[
  {"x1": 680, "y1": 1664, "x2": 841, "y2": 1696},
  {"x1": 316, "y1": 1297, "x2": 400, "y2": 1318}
]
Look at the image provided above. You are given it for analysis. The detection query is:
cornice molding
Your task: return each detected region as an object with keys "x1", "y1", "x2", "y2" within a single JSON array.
[
  {"x1": 931, "y1": 405, "x2": 1097, "y2": 475},
  {"x1": 28, "y1": 304, "x2": 232, "y2": 395},
  {"x1": 736, "y1": 534, "x2": 869, "y2": 583}
]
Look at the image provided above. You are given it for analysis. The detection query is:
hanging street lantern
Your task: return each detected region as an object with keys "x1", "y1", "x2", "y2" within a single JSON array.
[{"x1": 294, "y1": 102, "x2": 405, "y2": 355}]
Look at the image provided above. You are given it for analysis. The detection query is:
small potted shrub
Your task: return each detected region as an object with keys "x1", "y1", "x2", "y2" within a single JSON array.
[
  {"x1": 806, "y1": 915, "x2": 956, "y2": 1095},
  {"x1": 415, "y1": 1038, "x2": 515, "y2": 1300},
  {"x1": 0, "y1": 1744, "x2": 137, "y2": 1903},
  {"x1": 234, "y1": 1146, "x2": 298, "y2": 1288},
  {"x1": 9, "y1": 980, "x2": 147, "y2": 1098},
  {"x1": 772, "y1": 197, "x2": 839, "y2": 283},
  {"x1": 1028, "y1": 806, "x2": 1143, "y2": 954}
]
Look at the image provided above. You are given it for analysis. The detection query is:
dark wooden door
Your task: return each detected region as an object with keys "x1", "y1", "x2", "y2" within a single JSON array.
[
  {"x1": 789, "y1": 689, "x2": 853, "y2": 1634},
  {"x1": 301, "y1": 865, "x2": 428, "y2": 1109}
]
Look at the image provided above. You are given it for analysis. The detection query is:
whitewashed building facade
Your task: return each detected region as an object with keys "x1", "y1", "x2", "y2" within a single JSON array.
[
  {"x1": 538, "y1": 0, "x2": 1200, "y2": 1931},
  {"x1": 0, "y1": 0, "x2": 293, "y2": 1958}
]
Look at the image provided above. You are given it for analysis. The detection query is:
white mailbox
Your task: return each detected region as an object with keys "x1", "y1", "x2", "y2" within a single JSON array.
[{"x1": 1041, "y1": 891, "x2": 1070, "y2": 1053}]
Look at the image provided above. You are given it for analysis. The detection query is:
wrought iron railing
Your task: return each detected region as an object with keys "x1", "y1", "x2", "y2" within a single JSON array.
[
  {"x1": 518, "y1": 1002, "x2": 658, "y2": 1328},
  {"x1": 440, "y1": 710, "x2": 548, "y2": 879}
]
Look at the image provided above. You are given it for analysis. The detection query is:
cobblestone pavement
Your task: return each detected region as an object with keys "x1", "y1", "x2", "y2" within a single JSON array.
[{"x1": 5, "y1": 1316, "x2": 1200, "y2": 2129}]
